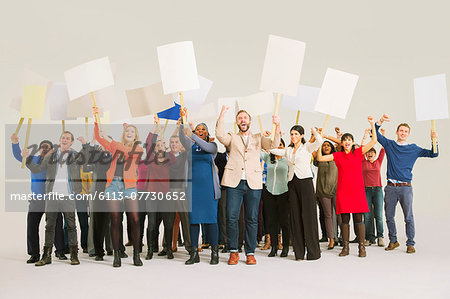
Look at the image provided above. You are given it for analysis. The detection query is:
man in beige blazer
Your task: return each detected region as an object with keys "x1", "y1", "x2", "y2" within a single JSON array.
[{"x1": 215, "y1": 105, "x2": 281, "y2": 265}]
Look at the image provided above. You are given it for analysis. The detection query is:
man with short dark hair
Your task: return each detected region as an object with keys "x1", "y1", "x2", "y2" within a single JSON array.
[
  {"x1": 376, "y1": 114, "x2": 439, "y2": 253},
  {"x1": 23, "y1": 131, "x2": 84, "y2": 266},
  {"x1": 215, "y1": 105, "x2": 280, "y2": 265},
  {"x1": 11, "y1": 134, "x2": 66, "y2": 263}
]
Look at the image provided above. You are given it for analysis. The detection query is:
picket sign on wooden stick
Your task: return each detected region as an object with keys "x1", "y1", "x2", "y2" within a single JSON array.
[
  {"x1": 21, "y1": 118, "x2": 32, "y2": 168},
  {"x1": 15, "y1": 117, "x2": 24, "y2": 135},
  {"x1": 62, "y1": 120, "x2": 65, "y2": 132},
  {"x1": 234, "y1": 122, "x2": 237, "y2": 134}
]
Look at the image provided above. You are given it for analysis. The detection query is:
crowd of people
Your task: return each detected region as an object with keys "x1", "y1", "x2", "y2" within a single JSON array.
[{"x1": 12, "y1": 106, "x2": 439, "y2": 267}]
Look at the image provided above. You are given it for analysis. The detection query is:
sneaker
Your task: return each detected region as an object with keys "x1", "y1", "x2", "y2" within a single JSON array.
[
  {"x1": 385, "y1": 241, "x2": 400, "y2": 251},
  {"x1": 377, "y1": 237, "x2": 385, "y2": 247},
  {"x1": 228, "y1": 252, "x2": 240, "y2": 265},
  {"x1": 363, "y1": 240, "x2": 371, "y2": 246},
  {"x1": 246, "y1": 255, "x2": 256, "y2": 265},
  {"x1": 406, "y1": 246, "x2": 416, "y2": 254}
]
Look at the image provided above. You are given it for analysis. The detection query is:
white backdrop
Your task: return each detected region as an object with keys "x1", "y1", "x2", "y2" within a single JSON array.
[{"x1": 0, "y1": 1, "x2": 449, "y2": 298}]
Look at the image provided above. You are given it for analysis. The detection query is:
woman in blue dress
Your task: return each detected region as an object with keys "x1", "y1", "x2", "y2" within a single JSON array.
[{"x1": 179, "y1": 109, "x2": 221, "y2": 265}]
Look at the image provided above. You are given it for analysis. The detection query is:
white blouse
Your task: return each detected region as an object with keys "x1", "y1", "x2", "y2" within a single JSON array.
[{"x1": 269, "y1": 132, "x2": 323, "y2": 181}]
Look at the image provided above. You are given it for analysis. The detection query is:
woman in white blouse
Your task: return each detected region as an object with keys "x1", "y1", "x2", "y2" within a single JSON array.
[{"x1": 269, "y1": 125, "x2": 323, "y2": 261}]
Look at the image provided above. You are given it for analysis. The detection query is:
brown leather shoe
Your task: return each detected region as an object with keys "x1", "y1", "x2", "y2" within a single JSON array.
[
  {"x1": 261, "y1": 234, "x2": 271, "y2": 250},
  {"x1": 246, "y1": 255, "x2": 256, "y2": 265},
  {"x1": 339, "y1": 224, "x2": 350, "y2": 257},
  {"x1": 228, "y1": 252, "x2": 239, "y2": 265},
  {"x1": 406, "y1": 246, "x2": 415, "y2": 253},
  {"x1": 278, "y1": 234, "x2": 283, "y2": 250},
  {"x1": 385, "y1": 241, "x2": 400, "y2": 251}
]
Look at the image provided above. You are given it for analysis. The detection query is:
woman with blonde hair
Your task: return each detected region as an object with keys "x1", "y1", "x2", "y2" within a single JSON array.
[{"x1": 93, "y1": 107, "x2": 144, "y2": 267}]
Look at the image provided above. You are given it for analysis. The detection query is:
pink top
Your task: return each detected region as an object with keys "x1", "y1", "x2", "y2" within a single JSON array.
[{"x1": 362, "y1": 148, "x2": 385, "y2": 187}]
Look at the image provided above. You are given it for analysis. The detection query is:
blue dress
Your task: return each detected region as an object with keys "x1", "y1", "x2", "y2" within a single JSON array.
[{"x1": 189, "y1": 143, "x2": 218, "y2": 224}]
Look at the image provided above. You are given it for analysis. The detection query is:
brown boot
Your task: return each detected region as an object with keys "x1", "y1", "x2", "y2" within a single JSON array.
[
  {"x1": 339, "y1": 224, "x2": 350, "y2": 257},
  {"x1": 261, "y1": 234, "x2": 271, "y2": 250},
  {"x1": 35, "y1": 246, "x2": 52, "y2": 266},
  {"x1": 278, "y1": 234, "x2": 283, "y2": 250},
  {"x1": 356, "y1": 223, "x2": 366, "y2": 257}
]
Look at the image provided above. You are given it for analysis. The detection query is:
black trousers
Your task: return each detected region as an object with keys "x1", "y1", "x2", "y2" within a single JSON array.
[
  {"x1": 262, "y1": 189, "x2": 290, "y2": 247},
  {"x1": 27, "y1": 211, "x2": 64, "y2": 256},
  {"x1": 288, "y1": 176, "x2": 321, "y2": 260},
  {"x1": 147, "y1": 212, "x2": 175, "y2": 250},
  {"x1": 93, "y1": 212, "x2": 110, "y2": 256}
]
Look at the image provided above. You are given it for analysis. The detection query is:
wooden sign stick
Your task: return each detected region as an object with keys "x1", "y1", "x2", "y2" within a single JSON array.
[
  {"x1": 90, "y1": 92, "x2": 101, "y2": 124},
  {"x1": 62, "y1": 120, "x2": 65, "y2": 132},
  {"x1": 162, "y1": 119, "x2": 169, "y2": 137},
  {"x1": 179, "y1": 91, "x2": 187, "y2": 124},
  {"x1": 15, "y1": 117, "x2": 24, "y2": 135},
  {"x1": 431, "y1": 120, "x2": 437, "y2": 153},
  {"x1": 85, "y1": 117, "x2": 89, "y2": 140},
  {"x1": 258, "y1": 115, "x2": 263, "y2": 133},
  {"x1": 234, "y1": 122, "x2": 237, "y2": 134},
  {"x1": 21, "y1": 118, "x2": 32, "y2": 169},
  {"x1": 270, "y1": 93, "x2": 281, "y2": 141},
  {"x1": 322, "y1": 115, "x2": 330, "y2": 133},
  {"x1": 296, "y1": 110, "x2": 300, "y2": 125}
]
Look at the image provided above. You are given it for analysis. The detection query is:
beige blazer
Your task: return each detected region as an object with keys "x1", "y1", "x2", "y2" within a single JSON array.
[{"x1": 215, "y1": 118, "x2": 280, "y2": 189}]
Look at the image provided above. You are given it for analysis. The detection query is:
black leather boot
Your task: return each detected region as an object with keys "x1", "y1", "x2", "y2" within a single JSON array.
[
  {"x1": 210, "y1": 246, "x2": 219, "y2": 265},
  {"x1": 145, "y1": 244, "x2": 153, "y2": 260},
  {"x1": 133, "y1": 248, "x2": 143, "y2": 266},
  {"x1": 113, "y1": 250, "x2": 121, "y2": 267},
  {"x1": 27, "y1": 255, "x2": 40, "y2": 263},
  {"x1": 69, "y1": 246, "x2": 80, "y2": 265},
  {"x1": 166, "y1": 248, "x2": 174, "y2": 259},
  {"x1": 268, "y1": 234, "x2": 278, "y2": 257},
  {"x1": 185, "y1": 247, "x2": 199, "y2": 265},
  {"x1": 35, "y1": 246, "x2": 52, "y2": 266}
]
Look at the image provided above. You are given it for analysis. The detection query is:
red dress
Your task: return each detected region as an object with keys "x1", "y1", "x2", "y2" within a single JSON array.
[{"x1": 332, "y1": 147, "x2": 369, "y2": 214}]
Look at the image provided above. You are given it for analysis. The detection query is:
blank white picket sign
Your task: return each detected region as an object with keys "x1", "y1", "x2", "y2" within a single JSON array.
[
  {"x1": 157, "y1": 41, "x2": 200, "y2": 95},
  {"x1": 414, "y1": 74, "x2": 449, "y2": 121},
  {"x1": 282, "y1": 85, "x2": 320, "y2": 113},
  {"x1": 48, "y1": 83, "x2": 76, "y2": 120},
  {"x1": 237, "y1": 92, "x2": 274, "y2": 116},
  {"x1": 260, "y1": 35, "x2": 306, "y2": 96},
  {"x1": 174, "y1": 75, "x2": 213, "y2": 108},
  {"x1": 126, "y1": 82, "x2": 175, "y2": 117},
  {"x1": 315, "y1": 68, "x2": 359, "y2": 119},
  {"x1": 64, "y1": 56, "x2": 115, "y2": 100}
]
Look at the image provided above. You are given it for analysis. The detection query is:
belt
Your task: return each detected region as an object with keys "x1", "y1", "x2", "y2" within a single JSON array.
[{"x1": 387, "y1": 182, "x2": 411, "y2": 187}]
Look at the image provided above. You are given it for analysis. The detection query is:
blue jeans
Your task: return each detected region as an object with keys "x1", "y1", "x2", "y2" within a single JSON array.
[
  {"x1": 364, "y1": 187, "x2": 384, "y2": 241},
  {"x1": 384, "y1": 185, "x2": 415, "y2": 246},
  {"x1": 226, "y1": 180, "x2": 262, "y2": 255}
]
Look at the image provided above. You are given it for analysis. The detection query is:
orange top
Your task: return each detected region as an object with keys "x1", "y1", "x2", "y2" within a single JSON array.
[{"x1": 94, "y1": 123, "x2": 143, "y2": 189}]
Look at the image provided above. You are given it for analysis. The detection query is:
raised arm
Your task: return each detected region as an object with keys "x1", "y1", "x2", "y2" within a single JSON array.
[
  {"x1": 418, "y1": 130, "x2": 439, "y2": 158},
  {"x1": 268, "y1": 147, "x2": 287, "y2": 157},
  {"x1": 22, "y1": 149, "x2": 50, "y2": 173},
  {"x1": 361, "y1": 128, "x2": 371, "y2": 146},
  {"x1": 261, "y1": 115, "x2": 281, "y2": 150},
  {"x1": 306, "y1": 127, "x2": 323, "y2": 153},
  {"x1": 178, "y1": 125, "x2": 194, "y2": 150},
  {"x1": 94, "y1": 123, "x2": 113, "y2": 153},
  {"x1": 316, "y1": 145, "x2": 334, "y2": 162},
  {"x1": 191, "y1": 135, "x2": 218, "y2": 154},
  {"x1": 11, "y1": 133, "x2": 22, "y2": 162},
  {"x1": 215, "y1": 105, "x2": 232, "y2": 147},
  {"x1": 375, "y1": 113, "x2": 391, "y2": 147},
  {"x1": 361, "y1": 116, "x2": 378, "y2": 154}
]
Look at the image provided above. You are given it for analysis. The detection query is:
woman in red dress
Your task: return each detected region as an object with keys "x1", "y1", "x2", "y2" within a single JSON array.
[{"x1": 317, "y1": 116, "x2": 377, "y2": 257}]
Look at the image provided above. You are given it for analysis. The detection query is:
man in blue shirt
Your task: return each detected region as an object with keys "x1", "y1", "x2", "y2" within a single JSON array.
[
  {"x1": 375, "y1": 114, "x2": 439, "y2": 253},
  {"x1": 11, "y1": 133, "x2": 66, "y2": 263}
]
